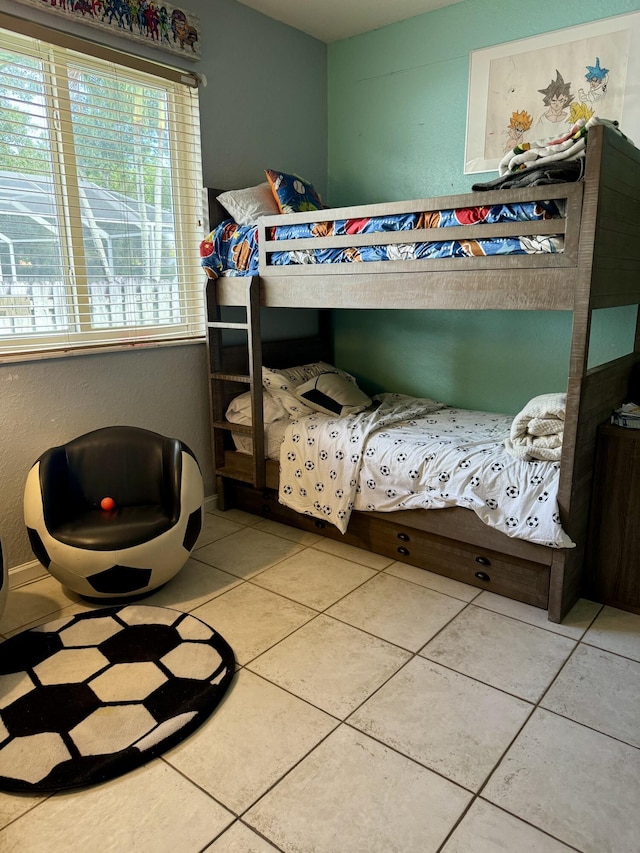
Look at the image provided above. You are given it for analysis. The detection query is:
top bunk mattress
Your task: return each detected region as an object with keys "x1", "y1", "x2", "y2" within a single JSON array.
[{"x1": 200, "y1": 198, "x2": 566, "y2": 279}]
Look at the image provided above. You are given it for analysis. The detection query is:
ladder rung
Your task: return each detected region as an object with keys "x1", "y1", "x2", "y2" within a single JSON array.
[
  {"x1": 208, "y1": 321, "x2": 248, "y2": 330},
  {"x1": 210, "y1": 372, "x2": 251, "y2": 383},
  {"x1": 215, "y1": 466, "x2": 261, "y2": 485},
  {"x1": 212, "y1": 421, "x2": 253, "y2": 435}
]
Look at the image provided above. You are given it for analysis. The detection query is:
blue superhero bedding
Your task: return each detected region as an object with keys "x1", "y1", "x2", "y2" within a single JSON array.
[{"x1": 199, "y1": 200, "x2": 564, "y2": 278}]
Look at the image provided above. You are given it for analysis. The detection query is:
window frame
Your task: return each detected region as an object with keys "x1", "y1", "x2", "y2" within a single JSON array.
[{"x1": 0, "y1": 13, "x2": 205, "y2": 361}]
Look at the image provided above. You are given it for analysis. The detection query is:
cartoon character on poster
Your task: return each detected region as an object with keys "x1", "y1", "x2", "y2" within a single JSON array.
[
  {"x1": 578, "y1": 57, "x2": 609, "y2": 105},
  {"x1": 535, "y1": 70, "x2": 574, "y2": 133},
  {"x1": 503, "y1": 110, "x2": 533, "y2": 151}
]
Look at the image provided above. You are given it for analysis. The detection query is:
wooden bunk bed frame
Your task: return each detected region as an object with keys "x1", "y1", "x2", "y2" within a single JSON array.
[{"x1": 205, "y1": 123, "x2": 640, "y2": 623}]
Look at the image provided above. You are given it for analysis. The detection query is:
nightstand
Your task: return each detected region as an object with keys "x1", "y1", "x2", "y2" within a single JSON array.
[{"x1": 586, "y1": 422, "x2": 640, "y2": 614}]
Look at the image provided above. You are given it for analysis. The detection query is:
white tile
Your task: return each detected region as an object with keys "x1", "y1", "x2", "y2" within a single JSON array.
[
  {"x1": 190, "y1": 583, "x2": 316, "y2": 665},
  {"x1": 421, "y1": 606, "x2": 575, "y2": 701},
  {"x1": 473, "y1": 592, "x2": 601, "y2": 639},
  {"x1": 5, "y1": 509, "x2": 638, "y2": 853},
  {"x1": 385, "y1": 561, "x2": 481, "y2": 602},
  {"x1": 350, "y1": 656, "x2": 532, "y2": 791},
  {"x1": 442, "y1": 798, "x2": 575, "y2": 852},
  {"x1": 191, "y1": 528, "x2": 305, "y2": 579},
  {"x1": 541, "y1": 643, "x2": 640, "y2": 747},
  {"x1": 205, "y1": 507, "x2": 263, "y2": 527},
  {"x1": 0, "y1": 790, "x2": 45, "y2": 832},
  {"x1": 196, "y1": 513, "x2": 243, "y2": 547},
  {"x1": 327, "y1": 572, "x2": 466, "y2": 651},
  {"x1": 165, "y1": 669, "x2": 337, "y2": 814},
  {"x1": 484, "y1": 708, "x2": 640, "y2": 853},
  {"x1": 4, "y1": 600, "x2": 96, "y2": 636},
  {"x1": 144, "y1": 558, "x2": 241, "y2": 611},
  {"x1": 5, "y1": 561, "x2": 240, "y2": 635},
  {"x1": 0, "y1": 576, "x2": 79, "y2": 635},
  {"x1": 248, "y1": 614, "x2": 410, "y2": 718},
  {"x1": 204, "y1": 821, "x2": 279, "y2": 852},
  {"x1": 250, "y1": 548, "x2": 376, "y2": 610},
  {"x1": 0, "y1": 761, "x2": 232, "y2": 853},
  {"x1": 311, "y1": 537, "x2": 394, "y2": 569},
  {"x1": 245, "y1": 725, "x2": 471, "y2": 853},
  {"x1": 252, "y1": 518, "x2": 322, "y2": 545},
  {"x1": 582, "y1": 605, "x2": 640, "y2": 662}
]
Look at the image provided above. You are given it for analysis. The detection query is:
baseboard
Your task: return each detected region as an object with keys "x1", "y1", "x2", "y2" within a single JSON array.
[
  {"x1": 9, "y1": 560, "x2": 48, "y2": 589},
  {"x1": 8, "y1": 495, "x2": 218, "y2": 590}
]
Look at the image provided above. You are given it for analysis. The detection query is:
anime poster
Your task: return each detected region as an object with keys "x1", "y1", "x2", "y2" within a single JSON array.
[
  {"x1": 465, "y1": 12, "x2": 640, "y2": 173},
  {"x1": 11, "y1": 0, "x2": 201, "y2": 60}
]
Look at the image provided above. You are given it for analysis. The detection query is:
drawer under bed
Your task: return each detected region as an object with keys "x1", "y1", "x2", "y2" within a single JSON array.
[{"x1": 222, "y1": 479, "x2": 551, "y2": 609}]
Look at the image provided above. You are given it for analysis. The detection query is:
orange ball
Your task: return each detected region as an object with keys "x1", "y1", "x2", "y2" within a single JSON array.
[{"x1": 100, "y1": 496, "x2": 115, "y2": 511}]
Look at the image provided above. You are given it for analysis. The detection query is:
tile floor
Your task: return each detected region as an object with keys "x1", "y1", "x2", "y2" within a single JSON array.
[{"x1": 1, "y1": 507, "x2": 639, "y2": 852}]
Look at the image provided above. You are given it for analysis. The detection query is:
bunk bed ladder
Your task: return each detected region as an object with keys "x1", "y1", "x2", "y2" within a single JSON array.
[{"x1": 205, "y1": 276, "x2": 265, "y2": 502}]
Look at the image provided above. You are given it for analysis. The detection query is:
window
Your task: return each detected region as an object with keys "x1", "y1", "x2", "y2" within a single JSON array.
[{"x1": 0, "y1": 23, "x2": 204, "y2": 358}]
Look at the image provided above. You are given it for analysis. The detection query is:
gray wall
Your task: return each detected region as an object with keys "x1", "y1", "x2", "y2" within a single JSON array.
[{"x1": 0, "y1": 0, "x2": 327, "y2": 569}]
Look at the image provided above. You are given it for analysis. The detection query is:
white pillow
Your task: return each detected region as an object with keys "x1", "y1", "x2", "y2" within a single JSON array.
[
  {"x1": 225, "y1": 390, "x2": 288, "y2": 425},
  {"x1": 217, "y1": 182, "x2": 280, "y2": 226},
  {"x1": 295, "y1": 372, "x2": 372, "y2": 416}
]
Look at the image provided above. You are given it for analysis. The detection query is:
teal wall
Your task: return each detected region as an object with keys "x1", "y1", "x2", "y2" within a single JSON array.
[{"x1": 328, "y1": 0, "x2": 640, "y2": 413}]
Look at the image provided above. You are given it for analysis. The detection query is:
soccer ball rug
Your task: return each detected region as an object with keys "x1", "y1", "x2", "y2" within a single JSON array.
[{"x1": 0, "y1": 605, "x2": 235, "y2": 792}]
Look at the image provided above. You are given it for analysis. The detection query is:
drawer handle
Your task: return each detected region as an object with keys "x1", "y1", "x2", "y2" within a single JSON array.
[
  {"x1": 262, "y1": 505, "x2": 271, "y2": 514},
  {"x1": 475, "y1": 556, "x2": 491, "y2": 567},
  {"x1": 474, "y1": 571, "x2": 491, "y2": 582},
  {"x1": 397, "y1": 546, "x2": 410, "y2": 556},
  {"x1": 315, "y1": 520, "x2": 326, "y2": 529},
  {"x1": 397, "y1": 532, "x2": 410, "y2": 542}
]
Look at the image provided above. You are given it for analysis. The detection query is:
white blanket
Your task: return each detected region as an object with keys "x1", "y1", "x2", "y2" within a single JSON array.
[
  {"x1": 498, "y1": 116, "x2": 632, "y2": 176},
  {"x1": 278, "y1": 394, "x2": 574, "y2": 548},
  {"x1": 504, "y1": 393, "x2": 566, "y2": 462}
]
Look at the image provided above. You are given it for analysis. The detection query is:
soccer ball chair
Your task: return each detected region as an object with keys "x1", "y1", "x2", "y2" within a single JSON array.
[{"x1": 24, "y1": 426, "x2": 204, "y2": 601}]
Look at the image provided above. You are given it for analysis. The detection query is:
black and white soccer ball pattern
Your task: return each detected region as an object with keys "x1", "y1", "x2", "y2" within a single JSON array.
[
  {"x1": 24, "y1": 451, "x2": 203, "y2": 599},
  {"x1": 0, "y1": 605, "x2": 235, "y2": 792},
  {"x1": 279, "y1": 397, "x2": 573, "y2": 548}
]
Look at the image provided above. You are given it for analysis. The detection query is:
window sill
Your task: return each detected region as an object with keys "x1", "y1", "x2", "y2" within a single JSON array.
[{"x1": 0, "y1": 336, "x2": 206, "y2": 366}]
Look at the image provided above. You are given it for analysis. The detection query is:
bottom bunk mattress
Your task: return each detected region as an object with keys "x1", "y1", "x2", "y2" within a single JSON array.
[{"x1": 229, "y1": 390, "x2": 574, "y2": 550}]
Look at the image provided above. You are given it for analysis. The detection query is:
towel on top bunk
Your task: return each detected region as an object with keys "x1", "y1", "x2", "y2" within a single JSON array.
[{"x1": 504, "y1": 393, "x2": 566, "y2": 462}]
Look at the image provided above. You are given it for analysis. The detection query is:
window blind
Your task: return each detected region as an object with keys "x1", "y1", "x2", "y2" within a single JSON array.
[{"x1": 0, "y1": 24, "x2": 205, "y2": 358}]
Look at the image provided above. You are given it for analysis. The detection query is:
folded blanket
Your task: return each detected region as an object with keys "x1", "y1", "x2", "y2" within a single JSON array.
[
  {"x1": 504, "y1": 392, "x2": 566, "y2": 462},
  {"x1": 496, "y1": 116, "x2": 629, "y2": 177}
]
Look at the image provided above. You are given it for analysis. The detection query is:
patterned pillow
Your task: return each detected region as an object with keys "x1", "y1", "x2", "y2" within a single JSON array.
[
  {"x1": 262, "y1": 367, "x2": 316, "y2": 418},
  {"x1": 262, "y1": 363, "x2": 361, "y2": 418},
  {"x1": 295, "y1": 373, "x2": 371, "y2": 416},
  {"x1": 265, "y1": 169, "x2": 324, "y2": 214},
  {"x1": 278, "y1": 361, "x2": 352, "y2": 385}
]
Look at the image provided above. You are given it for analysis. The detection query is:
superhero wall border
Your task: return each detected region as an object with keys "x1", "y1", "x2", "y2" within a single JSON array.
[{"x1": 14, "y1": 0, "x2": 201, "y2": 60}]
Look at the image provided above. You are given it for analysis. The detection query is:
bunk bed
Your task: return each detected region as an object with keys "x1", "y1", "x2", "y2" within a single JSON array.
[{"x1": 204, "y1": 122, "x2": 640, "y2": 623}]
